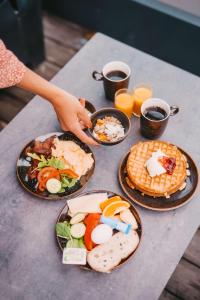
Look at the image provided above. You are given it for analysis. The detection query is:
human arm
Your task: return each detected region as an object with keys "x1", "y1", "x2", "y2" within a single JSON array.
[
  {"x1": 17, "y1": 67, "x2": 97, "y2": 145},
  {"x1": 0, "y1": 40, "x2": 97, "y2": 145}
]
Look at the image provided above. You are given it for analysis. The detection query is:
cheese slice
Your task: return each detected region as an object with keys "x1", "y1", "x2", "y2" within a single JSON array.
[{"x1": 67, "y1": 193, "x2": 108, "y2": 216}]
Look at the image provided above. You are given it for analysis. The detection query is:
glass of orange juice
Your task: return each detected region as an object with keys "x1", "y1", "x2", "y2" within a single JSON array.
[
  {"x1": 115, "y1": 88, "x2": 134, "y2": 118},
  {"x1": 132, "y1": 84, "x2": 153, "y2": 117}
]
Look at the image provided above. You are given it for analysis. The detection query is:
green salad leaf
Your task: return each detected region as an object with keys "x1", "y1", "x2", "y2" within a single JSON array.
[
  {"x1": 78, "y1": 237, "x2": 85, "y2": 249},
  {"x1": 27, "y1": 152, "x2": 65, "y2": 170},
  {"x1": 27, "y1": 152, "x2": 44, "y2": 161},
  {"x1": 67, "y1": 178, "x2": 77, "y2": 188},
  {"x1": 46, "y1": 157, "x2": 65, "y2": 169},
  {"x1": 67, "y1": 239, "x2": 79, "y2": 248},
  {"x1": 58, "y1": 176, "x2": 77, "y2": 193},
  {"x1": 58, "y1": 188, "x2": 65, "y2": 194},
  {"x1": 56, "y1": 221, "x2": 72, "y2": 239},
  {"x1": 56, "y1": 221, "x2": 85, "y2": 249},
  {"x1": 67, "y1": 237, "x2": 85, "y2": 249}
]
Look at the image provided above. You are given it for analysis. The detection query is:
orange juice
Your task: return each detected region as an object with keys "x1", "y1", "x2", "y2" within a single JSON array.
[
  {"x1": 115, "y1": 92, "x2": 134, "y2": 118},
  {"x1": 133, "y1": 86, "x2": 152, "y2": 117}
]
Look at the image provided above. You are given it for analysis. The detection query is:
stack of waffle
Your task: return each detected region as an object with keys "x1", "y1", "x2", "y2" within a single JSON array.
[{"x1": 126, "y1": 141, "x2": 187, "y2": 197}]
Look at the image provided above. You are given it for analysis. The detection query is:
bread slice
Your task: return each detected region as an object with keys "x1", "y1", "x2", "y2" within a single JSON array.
[
  {"x1": 87, "y1": 243, "x2": 121, "y2": 273},
  {"x1": 110, "y1": 231, "x2": 139, "y2": 259},
  {"x1": 87, "y1": 230, "x2": 139, "y2": 273}
]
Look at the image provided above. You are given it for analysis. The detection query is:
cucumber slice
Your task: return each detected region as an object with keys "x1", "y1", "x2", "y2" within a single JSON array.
[
  {"x1": 70, "y1": 213, "x2": 87, "y2": 225},
  {"x1": 70, "y1": 223, "x2": 86, "y2": 238},
  {"x1": 46, "y1": 178, "x2": 61, "y2": 194}
]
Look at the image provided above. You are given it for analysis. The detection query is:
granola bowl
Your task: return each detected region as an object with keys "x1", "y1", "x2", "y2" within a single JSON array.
[{"x1": 88, "y1": 108, "x2": 131, "y2": 145}]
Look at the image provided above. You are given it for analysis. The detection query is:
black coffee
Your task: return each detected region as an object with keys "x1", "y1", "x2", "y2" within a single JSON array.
[
  {"x1": 144, "y1": 106, "x2": 167, "y2": 121},
  {"x1": 106, "y1": 70, "x2": 127, "y2": 81}
]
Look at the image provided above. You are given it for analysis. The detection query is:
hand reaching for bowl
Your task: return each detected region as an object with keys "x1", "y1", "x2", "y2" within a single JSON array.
[
  {"x1": 17, "y1": 68, "x2": 98, "y2": 145},
  {"x1": 53, "y1": 94, "x2": 98, "y2": 145}
]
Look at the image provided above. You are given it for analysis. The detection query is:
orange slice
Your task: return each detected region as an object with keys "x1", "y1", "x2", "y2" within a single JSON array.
[
  {"x1": 100, "y1": 196, "x2": 122, "y2": 211},
  {"x1": 102, "y1": 201, "x2": 130, "y2": 217}
]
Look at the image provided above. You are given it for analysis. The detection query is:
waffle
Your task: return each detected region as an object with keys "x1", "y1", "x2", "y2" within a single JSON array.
[{"x1": 126, "y1": 141, "x2": 187, "y2": 197}]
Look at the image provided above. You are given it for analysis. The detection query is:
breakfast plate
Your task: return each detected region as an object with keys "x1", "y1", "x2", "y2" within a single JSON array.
[
  {"x1": 56, "y1": 190, "x2": 142, "y2": 272},
  {"x1": 17, "y1": 132, "x2": 95, "y2": 200},
  {"x1": 118, "y1": 141, "x2": 199, "y2": 211}
]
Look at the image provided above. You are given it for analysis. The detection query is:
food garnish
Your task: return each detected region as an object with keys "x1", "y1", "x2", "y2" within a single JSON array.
[
  {"x1": 158, "y1": 156, "x2": 176, "y2": 175},
  {"x1": 27, "y1": 154, "x2": 65, "y2": 170},
  {"x1": 56, "y1": 221, "x2": 72, "y2": 239},
  {"x1": 100, "y1": 195, "x2": 121, "y2": 211},
  {"x1": 56, "y1": 221, "x2": 85, "y2": 249},
  {"x1": 93, "y1": 116, "x2": 125, "y2": 142},
  {"x1": 145, "y1": 150, "x2": 176, "y2": 177},
  {"x1": 145, "y1": 150, "x2": 167, "y2": 177},
  {"x1": 102, "y1": 200, "x2": 130, "y2": 217}
]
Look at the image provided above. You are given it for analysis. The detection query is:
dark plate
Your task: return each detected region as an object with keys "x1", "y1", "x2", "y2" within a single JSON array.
[
  {"x1": 56, "y1": 190, "x2": 142, "y2": 272},
  {"x1": 88, "y1": 108, "x2": 131, "y2": 145},
  {"x1": 118, "y1": 148, "x2": 199, "y2": 211},
  {"x1": 17, "y1": 132, "x2": 95, "y2": 200},
  {"x1": 84, "y1": 100, "x2": 96, "y2": 115},
  {"x1": 79, "y1": 98, "x2": 96, "y2": 116}
]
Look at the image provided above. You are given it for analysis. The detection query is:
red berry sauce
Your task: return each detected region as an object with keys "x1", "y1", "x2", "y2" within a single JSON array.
[{"x1": 159, "y1": 156, "x2": 176, "y2": 175}]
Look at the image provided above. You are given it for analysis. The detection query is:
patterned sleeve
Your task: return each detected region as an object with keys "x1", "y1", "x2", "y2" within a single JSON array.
[{"x1": 0, "y1": 40, "x2": 26, "y2": 88}]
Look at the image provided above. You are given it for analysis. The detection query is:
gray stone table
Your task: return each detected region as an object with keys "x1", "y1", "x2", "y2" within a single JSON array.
[{"x1": 0, "y1": 33, "x2": 200, "y2": 300}]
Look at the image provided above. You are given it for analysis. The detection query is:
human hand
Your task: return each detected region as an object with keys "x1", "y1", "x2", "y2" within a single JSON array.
[{"x1": 53, "y1": 91, "x2": 98, "y2": 145}]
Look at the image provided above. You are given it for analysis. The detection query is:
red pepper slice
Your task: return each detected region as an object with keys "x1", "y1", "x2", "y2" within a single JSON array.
[{"x1": 84, "y1": 213, "x2": 101, "y2": 251}]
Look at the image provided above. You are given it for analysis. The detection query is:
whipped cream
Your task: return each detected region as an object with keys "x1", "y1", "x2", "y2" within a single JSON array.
[{"x1": 145, "y1": 150, "x2": 167, "y2": 177}]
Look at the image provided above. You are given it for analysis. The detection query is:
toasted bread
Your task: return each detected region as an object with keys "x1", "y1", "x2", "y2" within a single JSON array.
[{"x1": 87, "y1": 231, "x2": 139, "y2": 273}]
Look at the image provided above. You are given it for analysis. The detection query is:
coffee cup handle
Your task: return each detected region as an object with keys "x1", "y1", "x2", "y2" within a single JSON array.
[
  {"x1": 170, "y1": 106, "x2": 179, "y2": 116},
  {"x1": 92, "y1": 71, "x2": 103, "y2": 81}
]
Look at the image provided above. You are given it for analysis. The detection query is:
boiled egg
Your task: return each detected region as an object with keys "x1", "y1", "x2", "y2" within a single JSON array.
[{"x1": 91, "y1": 224, "x2": 113, "y2": 244}]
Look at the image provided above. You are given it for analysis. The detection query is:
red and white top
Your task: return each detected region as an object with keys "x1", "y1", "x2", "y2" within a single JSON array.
[{"x1": 0, "y1": 40, "x2": 26, "y2": 88}]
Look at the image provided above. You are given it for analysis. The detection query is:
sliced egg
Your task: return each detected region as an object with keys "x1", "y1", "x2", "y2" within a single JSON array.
[{"x1": 91, "y1": 224, "x2": 113, "y2": 244}]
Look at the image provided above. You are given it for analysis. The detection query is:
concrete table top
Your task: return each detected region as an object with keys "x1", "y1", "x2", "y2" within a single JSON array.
[{"x1": 0, "y1": 33, "x2": 199, "y2": 300}]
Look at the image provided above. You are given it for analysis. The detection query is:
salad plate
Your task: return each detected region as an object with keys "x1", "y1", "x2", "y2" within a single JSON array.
[
  {"x1": 17, "y1": 132, "x2": 95, "y2": 200},
  {"x1": 56, "y1": 190, "x2": 142, "y2": 273}
]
